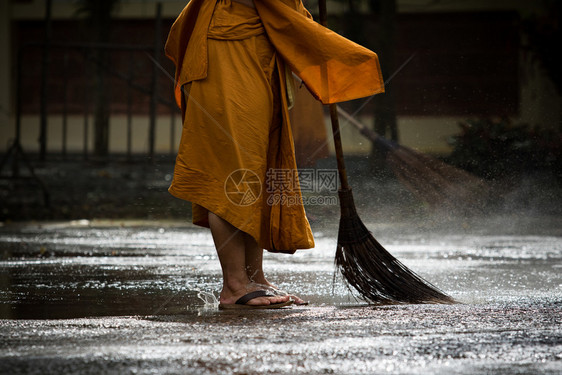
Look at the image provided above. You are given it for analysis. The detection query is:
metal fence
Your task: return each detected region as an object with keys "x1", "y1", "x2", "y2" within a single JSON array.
[{"x1": 0, "y1": 2, "x2": 178, "y2": 207}]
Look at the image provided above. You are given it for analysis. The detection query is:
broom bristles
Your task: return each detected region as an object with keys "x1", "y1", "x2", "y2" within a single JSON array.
[
  {"x1": 356, "y1": 116, "x2": 489, "y2": 212},
  {"x1": 386, "y1": 146, "x2": 489, "y2": 212},
  {"x1": 336, "y1": 188, "x2": 457, "y2": 304}
]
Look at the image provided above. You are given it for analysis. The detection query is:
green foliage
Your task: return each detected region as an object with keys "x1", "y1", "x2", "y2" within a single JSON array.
[{"x1": 447, "y1": 118, "x2": 562, "y2": 180}]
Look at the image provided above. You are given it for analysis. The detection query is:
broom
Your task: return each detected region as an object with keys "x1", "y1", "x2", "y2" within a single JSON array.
[
  {"x1": 337, "y1": 106, "x2": 489, "y2": 212},
  {"x1": 318, "y1": 0, "x2": 455, "y2": 304}
]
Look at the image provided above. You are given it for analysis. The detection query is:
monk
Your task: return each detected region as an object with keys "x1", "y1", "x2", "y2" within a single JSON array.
[{"x1": 165, "y1": 0, "x2": 384, "y2": 309}]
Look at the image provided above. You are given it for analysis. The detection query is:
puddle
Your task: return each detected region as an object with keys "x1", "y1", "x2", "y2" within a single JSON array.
[{"x1": 0, "y1": 221, "x2": 560, "y2": 374}]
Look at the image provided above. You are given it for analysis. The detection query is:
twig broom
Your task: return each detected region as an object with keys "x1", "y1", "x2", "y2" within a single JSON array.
[
  {"x1": 319, "y1": 0, "x2": 455, "y2": 304},
  {"x1": 337, "y1": 106, "x2": 489, "y2": 213}
]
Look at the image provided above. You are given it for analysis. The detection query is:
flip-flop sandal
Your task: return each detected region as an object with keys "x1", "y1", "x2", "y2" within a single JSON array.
[
  {"x1": 266, "y1": 287, "x2": 309, "y2": 306},
  {"x1": 218, "y1": 290, "x2": 294, "y2": 310}
]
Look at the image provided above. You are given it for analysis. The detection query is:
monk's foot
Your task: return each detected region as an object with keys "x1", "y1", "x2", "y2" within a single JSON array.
[
  {"x1": 248, "y1": 280, "x2": 308, "y2": 306},
  {"x1": 219, "y1": 282, "x2": 290, "y2": 307}
]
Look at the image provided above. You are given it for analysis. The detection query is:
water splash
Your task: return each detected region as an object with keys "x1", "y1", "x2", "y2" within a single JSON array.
[
  {"x1": 196, "y1": 290, "x2": 219, "y2": 307},
  {"x1": 184, "y1": 281, "x2": 219, "y2": 309}
]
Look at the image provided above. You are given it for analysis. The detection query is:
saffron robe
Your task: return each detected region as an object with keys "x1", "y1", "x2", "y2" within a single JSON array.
[
  {"x1": 290, "y1": 82, "x2": 330, "y2": 167},
  {"x1": 165, "y1": 0, "x2": 384, "y2": 253}
]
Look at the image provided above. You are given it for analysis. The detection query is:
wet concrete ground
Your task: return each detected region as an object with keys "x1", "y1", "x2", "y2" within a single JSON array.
[{"x1": 0, "y1": 218, "x2": 561, "y2": 374}]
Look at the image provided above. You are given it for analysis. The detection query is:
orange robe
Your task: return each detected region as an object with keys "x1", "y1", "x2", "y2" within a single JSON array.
[
  {"x1": 165, "y1": 0, "x2": 384, "y2": 253},
  {"x1": 290, "y1": 83, "x2": 329, "y2": 167}
]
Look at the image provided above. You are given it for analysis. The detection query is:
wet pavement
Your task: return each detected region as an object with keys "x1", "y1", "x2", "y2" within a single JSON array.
[{"x1": 0, "y1": 218, "x2": 561, "y2": 374}]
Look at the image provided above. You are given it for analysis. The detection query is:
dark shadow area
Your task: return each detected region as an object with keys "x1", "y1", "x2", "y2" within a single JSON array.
[{"x1": 3, "y1": 155, "x2": 562, "y2": 224}]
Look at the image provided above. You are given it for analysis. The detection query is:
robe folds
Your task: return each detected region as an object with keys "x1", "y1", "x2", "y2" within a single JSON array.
[{"x1": 165, "y1": 0, "x2": 384, "y2": 253}]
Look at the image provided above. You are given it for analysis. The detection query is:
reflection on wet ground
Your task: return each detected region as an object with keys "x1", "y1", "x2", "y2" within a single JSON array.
[{"x1": 0, "y1": 219, "x2": 561, "y2": 374}]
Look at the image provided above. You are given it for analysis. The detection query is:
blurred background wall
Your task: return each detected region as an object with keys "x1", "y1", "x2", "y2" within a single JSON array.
[{"x1": 0, "y1": 0, "x2": 560, "y2": 158}]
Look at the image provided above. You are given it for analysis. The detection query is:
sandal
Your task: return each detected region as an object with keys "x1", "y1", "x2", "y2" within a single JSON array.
[{"x1": 218, "y1": 290, "x2": 294, "y2": 310}]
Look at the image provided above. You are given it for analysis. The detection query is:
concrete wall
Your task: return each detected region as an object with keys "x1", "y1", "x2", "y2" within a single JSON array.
[
  {"x1": 12, "y1": 115, "x2": 182, "y2": 156},
  {"x1": 1, "y1": 0, "x2": 560, "y2": 156}
]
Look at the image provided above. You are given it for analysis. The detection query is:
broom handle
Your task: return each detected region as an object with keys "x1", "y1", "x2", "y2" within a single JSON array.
[
  {"x1": 329, "y1": 104, "x2": 351, "y2": 190},
  {"x1": 319, "y1": 0, "x2": 351, "y2": 191},
  {"x1": 337, "y1": 106, "x2": 396, "y2": 152},
  {"x1": 337, "y1": 106, "x2": 378, "y2": 141}
]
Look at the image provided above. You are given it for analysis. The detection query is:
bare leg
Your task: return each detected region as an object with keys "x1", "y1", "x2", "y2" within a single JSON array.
[
  {"x1": 243, "y1": 233, "x2": 307, "y2": 305},
  {"x1": 244, "y1": 234, "x2": 266, "y2": 284},
  {"x1": 208, "y1": 212, "x2": 288, "y2": 306}
]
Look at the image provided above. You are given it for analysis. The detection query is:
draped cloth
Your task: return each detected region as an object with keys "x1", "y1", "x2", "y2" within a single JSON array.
[
  {"x1": 165, "y1": 0, "x2": 384, "y2": 253},
  {"x1": 290, "y1": 83, "x2": 329, "y2": 167}
]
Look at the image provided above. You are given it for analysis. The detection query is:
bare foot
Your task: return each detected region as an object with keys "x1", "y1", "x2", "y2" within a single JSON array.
[
  {"x1": 219, "y1": 283, "x2": 290, "y2": 307},
  {"x1": 247, "y1": 278, "x2": 308, "y2": 306}
]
